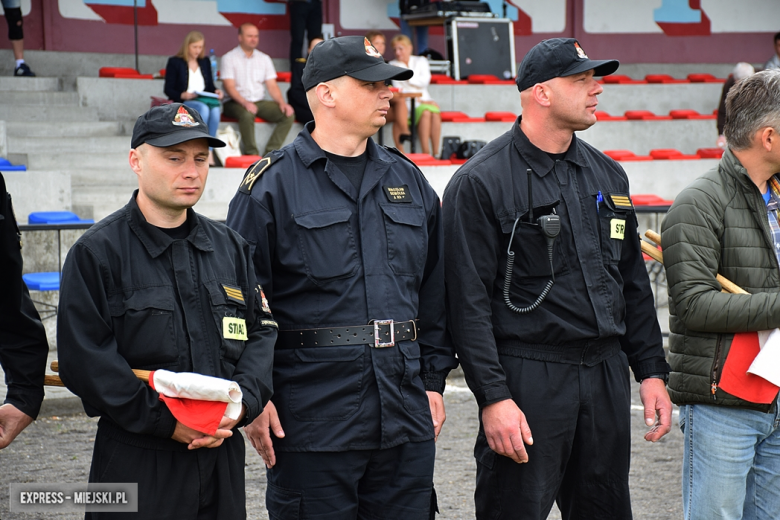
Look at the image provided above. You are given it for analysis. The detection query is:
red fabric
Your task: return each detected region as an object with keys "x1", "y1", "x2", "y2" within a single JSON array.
[
  {"x1": 149, "y1": 371, "x2": 228, "y2": 436},
  {"x1": 719, "y1": 332, "x2": 779, "y2": 404}
]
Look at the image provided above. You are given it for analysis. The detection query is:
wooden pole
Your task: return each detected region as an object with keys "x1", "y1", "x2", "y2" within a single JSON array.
[
  {"x1": 643, "y1": 230, "x2": 748, "y2": 295},
  {"x1": 46, "y1": 362, "x2": 151, "y2": 387}
]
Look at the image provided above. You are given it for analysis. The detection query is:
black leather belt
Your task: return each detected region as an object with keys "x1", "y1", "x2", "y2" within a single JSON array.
[{"x1": 277, "y1": 320, "x2": 417, "y2": 349}]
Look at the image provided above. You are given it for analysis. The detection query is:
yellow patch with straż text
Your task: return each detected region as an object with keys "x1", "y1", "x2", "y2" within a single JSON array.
[
  {"x1": 223, "y1": 317, "x2": 248, "y2": 341},
  {"x1": 610, "y1": 219, "x2": 626, "y2": 240}
]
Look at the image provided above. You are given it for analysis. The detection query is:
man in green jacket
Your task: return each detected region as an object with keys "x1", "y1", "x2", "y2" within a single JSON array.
[{"x1": 662, "y1": 69, "x2": 780, "y2": 520}]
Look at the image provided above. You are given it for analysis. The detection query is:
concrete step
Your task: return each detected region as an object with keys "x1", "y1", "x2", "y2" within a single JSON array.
[
  {"x1": 0, "y1": 91, "x2": 80, "y2": 106},
  {"x1": 0, "y1": 104, "x2": 100, "y2": 122},
  {"x1": 71, "y1": 186, "x2": 136, "y2": 222},
  {"x1": 24, "y1": 152, "x2": 129, "y2": 170},
  {"x1": 71, "y1": 169, "x2": 136, "y2": 187},
  {"x1": 0, "y1": 76, "x2": 62, "y2": 92},
  {"x1": 8, "y1": 135, "x2": 129, "y2": 154},
  {"x1": 6, "y1": 121, "x2": 127, "y2": 138}
]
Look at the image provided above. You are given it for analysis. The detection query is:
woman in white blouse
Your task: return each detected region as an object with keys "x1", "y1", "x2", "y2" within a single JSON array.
[
  {"x1": 389, "y1": 34, "x2": 441, "y2": 157},
  {"x1": 164, "y1": 31, "x2": 223, "y2": 164}
]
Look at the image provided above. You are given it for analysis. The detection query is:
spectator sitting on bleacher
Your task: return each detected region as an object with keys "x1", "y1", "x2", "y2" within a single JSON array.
[
  {"x1": 287, "y1": 35, "x2": 323, "y2": 125},
  {"x1": 716, "y1": 62, "x2": 755, "y2": 149},
  {"x1": 764, "y1": 31, "x2": 780, "y2": 70},
  {"x1": 389, "y1": 34, "x2": 441, "y2": 157},
  {"x1": 164, "y1": 31, "x2": 223, "y2": 166},
  {"x1": 221, "y1": 23, "x2": 295, "y2": 156}
]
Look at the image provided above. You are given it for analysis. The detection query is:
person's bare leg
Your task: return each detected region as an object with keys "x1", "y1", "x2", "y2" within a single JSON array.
[
  {"x1": 392, "y1": 99, "x2": 410, "y2": 150},
  {"x1": 11, "y1": 40, "x2": 23, "y2": 61},
  {"x1": 418, "y1": 110, "x2": 431, "y2": 155},
  {"x1": 431, "y1": 112, "x2": 442, "y2": 157}
]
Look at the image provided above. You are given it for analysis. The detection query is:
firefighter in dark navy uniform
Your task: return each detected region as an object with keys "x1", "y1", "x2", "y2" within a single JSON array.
[
  {"x1": 57, "y1": 103, "x2": 277, "y2": 519},
  {"x1": 0, "y1": 172, "x2": 48, "y2": 450},
  {"x1": 226, "y1": 36, "x2": 456, "y2": 519},
  {"x1": 443, "y1": 38, "x2": 673, "y2": 519}
]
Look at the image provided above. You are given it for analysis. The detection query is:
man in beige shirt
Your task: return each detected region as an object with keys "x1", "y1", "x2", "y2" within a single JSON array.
[{"x1": 222, "y1": 23, "x2": 295, "y2": 156}]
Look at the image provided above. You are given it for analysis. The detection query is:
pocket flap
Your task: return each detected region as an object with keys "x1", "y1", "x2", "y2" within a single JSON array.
[
  {"x1": 293, "y1": 207, "x2": 352, "y2": 230},
  {"x1": 380, "y1": 204, "x2": 425, "y2": 227},
  {"x1": 399, "y1": 340, "x2": 421, "y2": 360},
  {"x1": 295, "y1": 346, "x2": 364, "y2": 363},
  {"x1": 109, "y1": 287, "x2": 174, "y2": 316}
]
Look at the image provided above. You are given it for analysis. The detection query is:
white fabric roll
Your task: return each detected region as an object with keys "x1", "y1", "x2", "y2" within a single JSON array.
[{"x1": 153, "y1": 370, "x2": 244, "y2": 420}]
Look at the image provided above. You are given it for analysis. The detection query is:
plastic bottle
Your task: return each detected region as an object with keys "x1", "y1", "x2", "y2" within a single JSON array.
[{"x1": 209, "y1": 49, "x2": 218, "y2": 83}]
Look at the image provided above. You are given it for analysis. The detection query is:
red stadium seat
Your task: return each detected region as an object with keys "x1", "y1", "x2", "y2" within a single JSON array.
[
  {"x1": 467, "y1": 74, "x2": 513, "y2": 85},
  {"x1": 645, "y1": 74, "x2": 689, "y2": 84},
  {"x1": 484, "y1": 111, "x2": 517, "y2": 122},
  {"x1": 114, "y1": 74, "x2": 154, "y2": 79},
  {"x1": 406, "y1": 153, "x2": 453, "y2": 166},
  {"x1": 276, "y1": 71, "x2": 291, "y2": 82},
  {"x1": 696, "y1": 148, "x2": 725, "y2": 159},
  {"x1": 669, "y1": 109, "x2": 716, "y2": 120},
  {"x1": 430, "y1": 74, "x2": 467, "y2": 84},
  {"x1": 603, "y1": 150, "x2": 654, "y2": 161},
  {"x1": 687, "y1": 73, "x2": 724, "y2": 83},
  {"x1": 624, "y1": 110, "x2": 672, "y2": 121},
  {"x1": 595, "y1": 111, "x2": 628, "y2": 121},
  {"x1": 602, "y1": 75, "x2": 647, "y2": 84},
  {"x1": 224, "y1": 155, "x2": 262, "y2": 169},
  {"x1": 99, "y1": 67, "x2": 143, "y2": 78},
  {"x1": 439, "y1": 111, "x2": 485, "y2": 123},
  {"x1": 649, "y1": 149, "x2": 700, "y2": 160}
]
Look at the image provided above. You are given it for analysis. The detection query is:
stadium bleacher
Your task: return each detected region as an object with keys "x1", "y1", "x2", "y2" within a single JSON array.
[{"x1": 0, "y1": 57, "x2": 728, "y2": 222}]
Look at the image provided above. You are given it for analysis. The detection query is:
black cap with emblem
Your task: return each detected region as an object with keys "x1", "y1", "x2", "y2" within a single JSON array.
[
  {"x1": 302, "y1": 35, "x2": 414, "y2": 91},
  {"x1": 515, "y1": 38, "x2": 619, "y2": 92},
  {"x1": 131, "y1": 103, "x2": 226, "y2": 149}
]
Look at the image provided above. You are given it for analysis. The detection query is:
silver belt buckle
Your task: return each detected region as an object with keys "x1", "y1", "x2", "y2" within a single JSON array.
[{"x1": 373, "y1": 319, "x2": 395, "y2": 348}]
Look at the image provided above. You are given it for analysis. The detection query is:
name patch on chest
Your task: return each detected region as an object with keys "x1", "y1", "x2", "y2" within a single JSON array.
[
  {"x1": 610, "y1": 219, "x2": 626, "y2": 240},
  {"x1": 383, "y1": 185, "x2": 412, "y2": 203},
  {"x1": 223, "y1": 317, "x2": 248, "y2": 341}
]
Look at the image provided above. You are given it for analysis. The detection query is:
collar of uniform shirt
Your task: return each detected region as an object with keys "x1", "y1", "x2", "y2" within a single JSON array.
[{"x1": 512, "y1": 119, "x2": 588, "y2": 177}]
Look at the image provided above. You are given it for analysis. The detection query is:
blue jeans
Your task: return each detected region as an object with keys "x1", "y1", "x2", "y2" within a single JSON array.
[
  {"x1": 183, "y1": 100, "x2": 220, "y2": 141},
  {"x1": 680, "y1": 400, "x2": 780, "y2": 520}
]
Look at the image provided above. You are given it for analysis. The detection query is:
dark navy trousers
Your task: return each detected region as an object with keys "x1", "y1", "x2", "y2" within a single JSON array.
[
  {"x1": 266, "y1": 440, "x2": 436, "y2": 520},
  {"x1": 475, "y1": 353, "x2": 633, "y2": 520}
]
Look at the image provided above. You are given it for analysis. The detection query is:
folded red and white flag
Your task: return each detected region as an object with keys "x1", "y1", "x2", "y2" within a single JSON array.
[
  {"x1": 719, "y1": 331, "x2": 780, "y2": 404},
  {"x1": 149, "y1": 370, "x2": 243, "y2": 436}
]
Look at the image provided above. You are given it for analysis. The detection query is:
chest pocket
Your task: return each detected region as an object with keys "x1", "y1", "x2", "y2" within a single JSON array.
[
  {"x1": 294, "y1": 207, "x2": 359, "y2": 283},
  {"x1": 500, "y1": 203, "x2": 570, "y2": 279},
  {"x1": 109, "y1": 287, "x2": 178, "y2": 369},
  {"x1": 380, "y1": 204, "x2": 426, "y2": 276},
  {"x1": 597, "y1": 193, "x2": 634, "y2": 264},
  {"x1": 204, "y1": 281, "x2": 247, "y2": 363}
]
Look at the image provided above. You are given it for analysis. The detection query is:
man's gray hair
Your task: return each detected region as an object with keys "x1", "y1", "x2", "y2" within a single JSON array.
[{"x1": 724, "y1": 69, "x2": 780, "y2": 151}]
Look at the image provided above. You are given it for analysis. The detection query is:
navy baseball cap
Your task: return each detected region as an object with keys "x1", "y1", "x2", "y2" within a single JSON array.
[
  {"x1": 131, "y1": 103, "x2": 225, "y2": 149},
  {"x1": 302, "y1": 35, "x2": 413, "y2": 91},
  {"x1": 516, "y1": 38, "x2": 619, "y2": 92}
]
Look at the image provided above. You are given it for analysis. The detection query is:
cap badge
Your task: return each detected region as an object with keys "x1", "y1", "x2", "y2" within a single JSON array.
[
  {"x1": 574, "y1": 42, "x2": 588, "y2": 59},
  {"x1": 172, "y1": 105, "x2": 200, "y2": 127},
  {"x1": 364, "y1": 37, "x2": 382, "y2": 59}
]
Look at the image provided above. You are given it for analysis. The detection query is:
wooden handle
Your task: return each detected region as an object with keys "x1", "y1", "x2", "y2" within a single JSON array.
[
  {"x1": 44, "y1": 375, "x2": 65, "y2": 387},
  {"x1": 640, "y1": 240, "x2": 663, "y2": 264},
  {"x1": 644, "y1": 229, "x2": 748, "y2": 295},
  {"x1": 46, "y1": 362, "x2": 151, "y2": 386}
]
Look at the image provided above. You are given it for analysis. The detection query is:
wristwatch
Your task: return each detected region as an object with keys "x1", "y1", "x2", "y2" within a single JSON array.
[{"x1": 641, "y1": 373, "x2": 669, "y2": 384}]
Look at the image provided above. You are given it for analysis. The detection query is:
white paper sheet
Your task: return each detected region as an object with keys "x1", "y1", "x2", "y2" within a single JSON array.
[{"x1": 747, "y1": 328, "x2": 780, "y2": 387}]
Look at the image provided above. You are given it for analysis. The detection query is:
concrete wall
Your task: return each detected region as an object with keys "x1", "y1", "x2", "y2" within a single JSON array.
[{"x1": 4, "y1": 171, "x2": 72, "y2": 220}]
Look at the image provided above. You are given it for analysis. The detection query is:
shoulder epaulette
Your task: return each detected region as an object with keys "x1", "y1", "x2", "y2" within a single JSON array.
[
  {"x1": 238, "y1": 150, "x2": 284, "y2": 194},
  {"x1": 606, "y1": 193, "x2": 634, "y2": 210}
]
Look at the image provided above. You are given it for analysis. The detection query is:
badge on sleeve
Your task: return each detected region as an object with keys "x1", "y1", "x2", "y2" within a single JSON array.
[
  {"x1": 223, "y1": 317, "x2": 248, "y2": 340},
  {"x1": 610, "y1": 219, "x2": 626, "y2": 240},
  {"x1": 383, "y1": 185, "x2": 412, "y2": 203}
]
